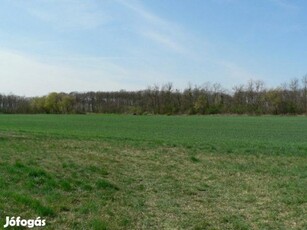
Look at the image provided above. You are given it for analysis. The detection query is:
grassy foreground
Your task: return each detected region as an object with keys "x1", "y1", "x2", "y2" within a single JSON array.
[{"x1": 0, "y1": 115, "x2": 306, "y2": 229}]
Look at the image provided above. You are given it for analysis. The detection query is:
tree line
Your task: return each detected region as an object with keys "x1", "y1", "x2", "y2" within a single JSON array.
[{"x1": 1, "y1": 77, "x2": 307, "y2": 115}]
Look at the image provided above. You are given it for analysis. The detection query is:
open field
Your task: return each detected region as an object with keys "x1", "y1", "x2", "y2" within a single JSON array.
[{"x1": 0, "y1": 115, "x2": 306, "y2": 229}]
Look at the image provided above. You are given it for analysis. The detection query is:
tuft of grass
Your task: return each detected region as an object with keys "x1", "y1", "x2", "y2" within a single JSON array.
[
  {"x1": 12, "y1": 193, "x2": 55, "y2": 217},
  {"x1": 222, "y1": 214, "x2": 250, "y2": 230},
  {"x1": 190, "y1": 156, "x2": 200, "y2": 163},
  {"x1": 96, "y1": 179, "x2": 119, "y2": 191},
  {"x1": 90, "y1": 219, "x2": 108, "y2": 230}
]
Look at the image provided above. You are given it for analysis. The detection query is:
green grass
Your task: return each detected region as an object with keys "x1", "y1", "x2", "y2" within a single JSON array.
[{"x1": 0, "y1": 114, "x2": 306, "y2": 229}]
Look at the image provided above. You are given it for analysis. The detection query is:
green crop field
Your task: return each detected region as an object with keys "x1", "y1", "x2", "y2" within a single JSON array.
[{"x1": 0, "y1": 115, "x2": 306, "y2": 229}]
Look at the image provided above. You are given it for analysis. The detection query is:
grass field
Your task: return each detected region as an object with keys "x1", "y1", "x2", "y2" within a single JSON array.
[{"x1": 0, "y1": 115, "x2": 306, "y2": 229}]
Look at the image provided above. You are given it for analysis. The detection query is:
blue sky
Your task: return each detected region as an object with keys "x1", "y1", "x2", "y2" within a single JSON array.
[{"x1": 0, "y1": 0, "x2": 306, "y2": 96}]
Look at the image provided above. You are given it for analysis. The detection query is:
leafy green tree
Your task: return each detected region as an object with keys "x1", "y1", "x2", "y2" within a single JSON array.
[{"x1": 194, "y1": 95, "x2": 207, "y2": 114}]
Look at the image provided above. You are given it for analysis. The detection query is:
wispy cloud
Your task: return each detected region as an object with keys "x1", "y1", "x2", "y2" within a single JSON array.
[
  {"x1": 115, "y1": 0, "x2": 187, "y2": 54},
  {"x1": 269, "y1": 0, "x2": 299, "y2": 11},
  {"x1": 17, "y1": 0, "x2": 110, "y2": 30},
  {"x1": 2, "y1": 0, "x2": 287, "y2": 95},
  {"x1": 210, "y1": 0, "x2": 238, "y2": 4},
  {"x1": 218, "y1": 61, "x2": 263, "y2": 86},
  {"x1": 0, "y1": 48, "x2": 180, "y2": 96},
  {"x1": 115, "y1": 0, "x2": 167, "y2": 26},
  {"x1": 142, "y1": 31, "x2": 186, "y2": 53},
  {"x1": 0, "y1": 49, "x2": 133, "y2": 96}
]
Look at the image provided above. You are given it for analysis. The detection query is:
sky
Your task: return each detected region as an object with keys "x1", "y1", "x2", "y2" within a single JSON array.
[{"x1": 0, "y1": 0, "x2": 306, "y2": 96}]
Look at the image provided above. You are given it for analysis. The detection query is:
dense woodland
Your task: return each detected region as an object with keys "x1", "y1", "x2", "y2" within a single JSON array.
[{"x1": 1, "y1": 77, "x2": 307, "y2": 115}]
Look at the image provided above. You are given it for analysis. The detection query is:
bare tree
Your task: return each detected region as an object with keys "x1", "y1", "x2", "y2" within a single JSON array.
[{"x1": 302, "y1": 74, "x2": 307, "y2": 114}]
